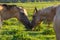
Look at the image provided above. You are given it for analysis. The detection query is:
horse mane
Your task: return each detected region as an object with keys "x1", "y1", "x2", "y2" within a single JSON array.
[
  {"x1": 2, "y1": 4, "x2": 17, "y2": 10},
  {"x1": 2, "y1": 4, "x2": 7, "y2": 7}
]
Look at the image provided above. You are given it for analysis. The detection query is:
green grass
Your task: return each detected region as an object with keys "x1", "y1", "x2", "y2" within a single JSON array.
[{"x1": 0, "y1": 2, "x2": 60, "y2": 40}]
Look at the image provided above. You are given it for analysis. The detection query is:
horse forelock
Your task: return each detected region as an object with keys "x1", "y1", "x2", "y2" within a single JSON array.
[{"x1": 2, "y1": 4, "x2": 17, "y2": 10}]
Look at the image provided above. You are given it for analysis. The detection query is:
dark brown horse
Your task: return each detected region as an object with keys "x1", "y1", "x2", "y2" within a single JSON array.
[
  {"x1": 31, "y1": 6, "x2": 57, "y2": 30},
  {"x1": 0, "y1": 4, "x2": 32, "y2": 30}
]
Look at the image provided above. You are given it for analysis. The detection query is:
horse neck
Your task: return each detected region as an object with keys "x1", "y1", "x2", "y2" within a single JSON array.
[{"x1": 1, "y1": 13, "x2": 15, "y2": 21}]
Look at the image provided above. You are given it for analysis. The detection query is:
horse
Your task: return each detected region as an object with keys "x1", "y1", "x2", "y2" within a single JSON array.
[
  {"x1": 31, "y1": 6, "x2": 57, "y2": 30},
  {"x1": 0, "y1": 4, "x2": 32, "y2": 30},
  {"x1": 53, "y1": 5, "x2": 60, "y2": 40}
]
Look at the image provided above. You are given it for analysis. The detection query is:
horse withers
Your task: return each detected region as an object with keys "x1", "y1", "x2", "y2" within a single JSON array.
[{"x1": 0, "y1": 4, "x2": 32, "y2": 30}]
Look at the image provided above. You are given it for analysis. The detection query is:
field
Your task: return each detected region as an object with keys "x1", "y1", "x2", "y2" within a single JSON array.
[{"x1": 0, "y1": 2, "x2": 60, "y2": 40}]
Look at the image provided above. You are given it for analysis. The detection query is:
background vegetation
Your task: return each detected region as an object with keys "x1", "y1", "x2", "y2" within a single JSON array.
[
  {"x1": 0, "y1": 2, "x2": 60, "y2": 40},
  {"x1": 0, "y1": 0, "x2": 60, "y2": 3}
]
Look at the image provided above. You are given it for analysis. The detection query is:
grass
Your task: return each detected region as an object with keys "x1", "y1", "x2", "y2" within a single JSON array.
[{"x1": 0, "y1": 2, "x2": 60, "y2": 40}]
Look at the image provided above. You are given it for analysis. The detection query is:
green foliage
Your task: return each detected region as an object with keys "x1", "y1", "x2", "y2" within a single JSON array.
[{"x1": 0, "y1": 0, "x2": 59, "y2": 3}]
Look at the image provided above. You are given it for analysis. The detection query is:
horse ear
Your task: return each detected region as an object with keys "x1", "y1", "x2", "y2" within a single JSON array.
[{"x1": 34, "y1": 7, "x2": 38, "y2": 13}]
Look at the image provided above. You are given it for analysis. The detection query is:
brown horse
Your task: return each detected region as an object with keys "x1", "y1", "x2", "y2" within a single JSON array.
[
  {"x1": 53, "y1": 5, "x2": 60, "y2": 40},
  {"x1": 31, "y1": 5, "x2": 60, "y2": 39},
  {"x1": 0, "y1": 4, "x2": 32, "y2": 30},
  {"x1": 31, "y1": 6, "x2": 57, "y2": 30}
]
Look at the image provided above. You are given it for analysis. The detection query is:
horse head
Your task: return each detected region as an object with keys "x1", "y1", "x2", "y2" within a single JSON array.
[
  {"x1": 31, "y1": 6, "x2": 57, "y2": 30},
  {"x1": 17, "y1": 7, "x2": 33, "y2": 30},
  {"x1": 31, "y1": 7, "x2": 42, "y2": 30}
]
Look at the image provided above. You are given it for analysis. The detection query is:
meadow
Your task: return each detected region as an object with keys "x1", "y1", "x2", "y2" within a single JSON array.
[{"x1": 0, "y1": 2, "x2": 60, "y2": 40}]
